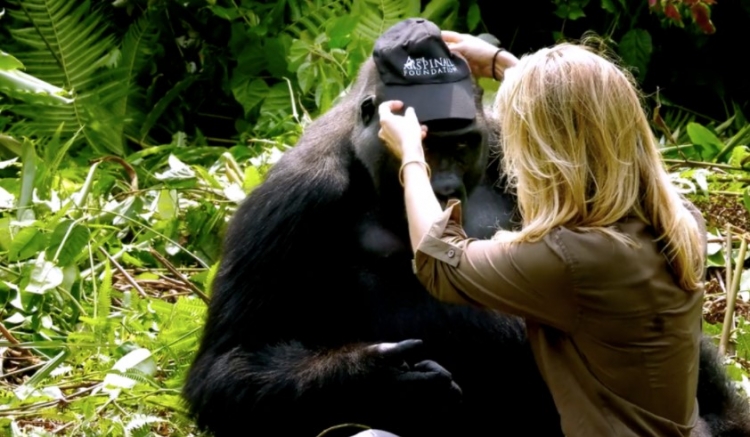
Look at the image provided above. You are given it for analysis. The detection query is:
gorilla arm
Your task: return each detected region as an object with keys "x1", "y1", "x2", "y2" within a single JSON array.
[{"x1": 183, "y1": 128, "x2": 460, "y2": 435}]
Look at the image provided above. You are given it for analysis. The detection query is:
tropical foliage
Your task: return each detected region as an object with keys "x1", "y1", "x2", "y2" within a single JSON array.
[{"x1": 0, "y1": 0, "x2": 748, "y2": 435}]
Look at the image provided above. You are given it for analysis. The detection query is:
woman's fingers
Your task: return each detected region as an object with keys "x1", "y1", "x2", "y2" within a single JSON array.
[
  {"x1": 441, "y1": 30, "x2": 462, "y2": 43},
  {"x1": 378, "y1": 100, "x2": 403, "y2": 121}
]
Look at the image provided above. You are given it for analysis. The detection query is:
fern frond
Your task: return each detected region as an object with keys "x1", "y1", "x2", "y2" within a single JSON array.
[
  {"x1": 352, "y1": 0, "x2": 419, "y2": 42},
  {"x1": 111, "y1": 14, "x2": 160, "y2": 141},
  {"x1": 285, "y1": 0, "x2": 352, "y2": 38},
  {"x1": 6, "y1": 0, "x2": 124, "y2": 155}
]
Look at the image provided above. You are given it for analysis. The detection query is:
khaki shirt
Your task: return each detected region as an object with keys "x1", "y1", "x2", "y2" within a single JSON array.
[{"x1": 413, "y1": 199, "x2": 706, "y2": 437}]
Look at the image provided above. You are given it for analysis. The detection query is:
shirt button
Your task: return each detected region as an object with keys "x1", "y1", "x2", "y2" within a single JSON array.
[{"x1": 447, "y1": 249, "x2": 455, "y2": 258}]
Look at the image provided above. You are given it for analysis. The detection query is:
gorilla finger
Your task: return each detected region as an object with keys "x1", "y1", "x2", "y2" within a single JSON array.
[
  {"x1": 376, "y1": 339, "x2": 423, "y2": 359},
  {"x1": 413, "y1": 360, "x2": 453, "y2": 378},
  {"x1": 450, "y1": 380, "x2": 463, "y2": 397}
]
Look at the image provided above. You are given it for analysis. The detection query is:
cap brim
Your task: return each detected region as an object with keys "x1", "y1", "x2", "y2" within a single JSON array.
[{"x1": 381, "y1": 78, "x2": 476, "y2": 123}]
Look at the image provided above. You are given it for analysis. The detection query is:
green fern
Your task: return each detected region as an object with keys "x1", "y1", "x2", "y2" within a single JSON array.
[
  {"x1": 285, "y1": 0, "x2": 352, "y2": 38},
  {"x1": 285, "y1": 0, "x2": 419, "y2": 42},
  {"x1": 107, "y1": 14, "x2": 160, "y2": 144},
  {"x1": 6, "y1": 0, "x2": 125, "y2": 155},
  {"x1": 352, "y1": 0, "x2": 421, "y2": 42}
]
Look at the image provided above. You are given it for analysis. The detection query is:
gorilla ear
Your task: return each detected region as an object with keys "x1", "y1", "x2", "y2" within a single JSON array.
[{"x1": 360, "y1": 95, "x2": 376, "y2": 125}]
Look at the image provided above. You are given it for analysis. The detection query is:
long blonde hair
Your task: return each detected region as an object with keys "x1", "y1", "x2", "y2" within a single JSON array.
[{"x1": 492, "y1": 41, "x2": 704, "y2": 292}]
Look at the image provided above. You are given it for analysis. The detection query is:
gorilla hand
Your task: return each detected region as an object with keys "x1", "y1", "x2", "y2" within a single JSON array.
[{"x1": 366, "y1": 339, "x2": 463, "y2": 405}]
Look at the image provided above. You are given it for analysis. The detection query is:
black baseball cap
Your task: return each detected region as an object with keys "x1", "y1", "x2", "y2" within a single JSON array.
[{"x1": 373, "y1": 18, "x2": 476, "y2": 123}]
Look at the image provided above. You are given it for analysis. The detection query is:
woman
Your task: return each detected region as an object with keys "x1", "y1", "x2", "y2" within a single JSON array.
[{"x1": 377, "y1": 32, "x2": 708, "y2": 436}]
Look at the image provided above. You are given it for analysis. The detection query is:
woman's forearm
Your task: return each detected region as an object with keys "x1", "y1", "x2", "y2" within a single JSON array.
[{"x1": 401, "y1": 159, "x2": 443, "y2": 253}]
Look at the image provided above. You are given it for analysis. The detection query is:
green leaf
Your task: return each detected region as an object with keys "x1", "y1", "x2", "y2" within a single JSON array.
[
  {"x1": 154, "y1": 154, "x2": 196, "y2": 181},
  {"x1": 287, "y1": 39, "x2": 312, "y2": 72},
  {"x1": 25, "y1": 254, "x2": 64, "y2": 294},
  {"x1": 122, "y1": 251, "x2": 144, "y2": 268},
  {"x1": 743, "y1": 188, "x2": 750, "y2": 215},
  {"x1": 261, "y1": 82, "x2": 293, "y2": 115},
  {"x1": 18, "y1": 137, "x2": 37, "y2": 222},
  {"x1": 232, "y1": 77, "x2": 270, "y2": 116},
  {"x1": 601, "y1": 0, "x2": 617, "y2": 13},
  {"x1": 139, "y1": 76, "x2": 196, "y2": 141},
  {"x1": 204, "y1": 261, "x2": 220, "y2": 295},
  {"x1": 686, "y1": 122, "x2": 723, "y2": 161},
  {"x1": 0, "y1": 50, "x2": 24, "y2": 71},
  {"x1": 264, "y1": 37, "x2": 289, "y2": 77},
  {"x1": 467, "y1": 3, "x2": 481, "y2": 31},
  {"x1": 0, "y1": 66, "x2": 74, "y2": 106},
  {"x1": 297, "y1": 61, "x2": 316, "y2": 94},
  {"x1": 9, "y1": 226, "x2": 48, "y2": 262},
  {"x1": 422, "y1": 0, "x2": 459, "y2": 23},
  {"x1": 730, "y1": 145, "x2": 750, "y2": 168},
  {"x1": 706, "y1": 250, "x2": 724, "y2": 267},
  {"x1": 45, "y1": 220, "x2": 90, "y2": 266},
  {"x1": 618, "y1": 29, "x2": 652, "y2": 81},
  {"x1": 234, "y1": 40, "x2": 266, "y2": 77},
  {"x1": 157, "y1": 189, "x2": 178, "y2": 220},
  {"x1": 566, "y1": 4, "x2": 587, "y2": 20},
  {"x1": 0, "y1": 217, "x2": 12, "y2": 251},
  {"x1": 328, "y1": 15, "x2": 359, "y2": 49},
  {"x1": 209, "y1": 5, "x2": 239, "y2": 20},
  {"x1": 244, "y1": 165, "x2": 262, "y2": 192},
  {"x1": 25, "y1": 350, "x2": 69, "y2": 387},
  {"x1": 6, "y1": 0, "x2": 122, "y2": 153}
]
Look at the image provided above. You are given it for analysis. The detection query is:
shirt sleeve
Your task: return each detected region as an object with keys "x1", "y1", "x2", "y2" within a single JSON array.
[{"x1": 413, "y1": 199, "x2": 578, "y2": 332}]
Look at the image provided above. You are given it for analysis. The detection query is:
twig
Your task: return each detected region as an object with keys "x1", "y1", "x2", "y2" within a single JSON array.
[
  {"x1": 0, "y1": 322, "x2": 21, "y2": 346},
  {"x1": 81, "y1": 241, "x2": 151, "y2": 279},
  {"x1": 0, "y1": 322, "x2": 38, "y2": 363},
  {"x1": 712, "y1": 269, "x2": 727, "y2": 294},
  {"x1": 719, "y1": 234, "x2": 748, "y2": 356},
  {"x1": 725, "y1": 224, "x2": 733, "y2": 301},
  {"x1": 707, "y1": 236, "x2": 744, "y2": 244},
  {"x1": 708, "y1": 177, "x2": 750, "y2": 184},
  {"x1": 149, "y1": 249, "x2": 210, "y2": 304},
  {"x1": 0, "y1": 362, "x2": 46, "y2": 380},
  {"x1": 664, "y1": 159, "x2": 750, "y2": 172},
  {"x1": 0, "y1": 383, "x2": 102, "y2": 416},
  {"x1": 204, "y1": 137, "x2": 238, "y2": 145},
  {"x1": 53, "y1": 420, "x2": 76, "y2": 434},
  {"x1": 98, "y1": 248, "x2": 149, "y2": 299}
]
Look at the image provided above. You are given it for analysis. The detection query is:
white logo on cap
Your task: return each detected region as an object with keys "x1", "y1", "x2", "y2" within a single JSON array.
[{"x1": 403, "y1": 56, "x2": 457, "y2": 77}]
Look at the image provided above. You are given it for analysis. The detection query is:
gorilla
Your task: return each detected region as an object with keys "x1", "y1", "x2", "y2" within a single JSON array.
[{"x1": 183, "y1": 19, "x2": 750, "y2": 437}]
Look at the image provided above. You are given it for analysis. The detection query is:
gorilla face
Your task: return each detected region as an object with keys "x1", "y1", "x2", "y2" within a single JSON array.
[
  {"x1": 421, "y1": 119, "x2": 487, "y2": 207},
  {"x1": 354, "y1": 80, "x2": 490, "y2": 208}
]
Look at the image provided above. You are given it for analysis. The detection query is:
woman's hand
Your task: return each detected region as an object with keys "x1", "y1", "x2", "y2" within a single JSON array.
[
  {"x1": 441, "y1": 31, "x2": 519, "y2": 80},
  {"x1": 378, "y1": 100, "x2": 428, "y2": 162}
]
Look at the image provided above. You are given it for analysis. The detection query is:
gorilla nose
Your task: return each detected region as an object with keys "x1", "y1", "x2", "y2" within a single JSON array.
[{"x1": 432, "y1": 176, "x2": 462, "y2": 200}]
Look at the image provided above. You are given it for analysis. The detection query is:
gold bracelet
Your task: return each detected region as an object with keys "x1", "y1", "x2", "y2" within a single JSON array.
[{"x1": 399, "y1": 160, "x2": 431, "y2": 187}]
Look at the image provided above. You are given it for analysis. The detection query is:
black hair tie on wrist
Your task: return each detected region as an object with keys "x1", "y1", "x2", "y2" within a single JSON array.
[{"x1": 492, "y1": 48, "x2": 506, "y2": 81}]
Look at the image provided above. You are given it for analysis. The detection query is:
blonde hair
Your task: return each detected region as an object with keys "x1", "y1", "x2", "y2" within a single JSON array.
[{"x1": 492, "y1": 41, "x2": 704, "y2": 292}]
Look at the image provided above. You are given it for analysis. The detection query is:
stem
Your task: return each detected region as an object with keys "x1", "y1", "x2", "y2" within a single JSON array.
[
  {"x1": 149, "y1": 249, "x2": 210, "y2": 304},
  {"x1": 99, "y1": 247, "x2": 149, "y2": 299},
  {"x1": 719, "y1": 234, "x2": 748, "y2": 356},
  {"x1": 664, "y1": 159, "x2": 749, "y2": 172}
]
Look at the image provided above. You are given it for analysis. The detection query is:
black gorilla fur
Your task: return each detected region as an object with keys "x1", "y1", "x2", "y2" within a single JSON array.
[{"x1": 183, "y1": 53, "x2": 750, "y2": 436}]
